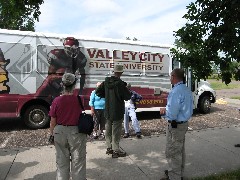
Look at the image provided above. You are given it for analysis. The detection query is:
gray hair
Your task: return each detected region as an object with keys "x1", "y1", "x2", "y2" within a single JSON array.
[
  {"x1": 62, "y1": 83, "x2": 76, "y2": 93},
  {"x1": 61, "y1": 73, "x2": 77, "y2": 93}
]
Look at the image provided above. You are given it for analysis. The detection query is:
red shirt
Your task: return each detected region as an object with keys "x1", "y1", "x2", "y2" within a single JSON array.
[{"x1": 49, "y1": 95, "x2": 82, "y2": 125}]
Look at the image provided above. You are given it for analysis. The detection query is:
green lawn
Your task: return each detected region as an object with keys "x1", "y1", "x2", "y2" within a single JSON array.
[
  {"x1": 209, "y1": 81, "x2": 240, "y2": 90},
  {"x1": 208, "y1": 80, "x2": 240, "y2": 99}
]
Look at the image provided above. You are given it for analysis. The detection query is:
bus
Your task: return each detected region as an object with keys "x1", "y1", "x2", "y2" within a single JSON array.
[{"x1": 0, "y1": 29, "x2": 216, "y2": 129}]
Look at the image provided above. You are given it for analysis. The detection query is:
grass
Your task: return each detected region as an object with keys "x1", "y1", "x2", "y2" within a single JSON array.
[
  {"x1": 208, "y1": 80, "x2": 240, "y2": 100},
  {"x1": 192, "y1": 168, "x2": 240, "y2": 180},
  {"x1": 209, "y1": 81, "x2": 240, "y2": 90}
]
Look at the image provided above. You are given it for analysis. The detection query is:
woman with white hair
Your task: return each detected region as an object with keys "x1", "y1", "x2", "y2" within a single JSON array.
[{"x1": 49, "y1": 73, "x2": 87, "y2": 180}]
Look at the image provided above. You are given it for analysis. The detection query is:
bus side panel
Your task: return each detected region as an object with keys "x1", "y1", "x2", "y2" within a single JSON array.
[
  {"x1": 0, "y1": 95, "x2": 18, "y2": 117},
  {"x1": 0, "y1": 30, "x2": 172, "y2": 116}
]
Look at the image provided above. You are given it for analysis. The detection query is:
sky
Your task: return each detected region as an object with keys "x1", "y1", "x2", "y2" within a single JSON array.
[{"x1": 35, "y1": 0, "x2": 194, "y2": 45}]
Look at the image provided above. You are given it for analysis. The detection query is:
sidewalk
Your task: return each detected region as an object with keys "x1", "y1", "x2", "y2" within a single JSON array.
[{"x1": 1, "y1": 125, "x2": 240, "y2": 180}]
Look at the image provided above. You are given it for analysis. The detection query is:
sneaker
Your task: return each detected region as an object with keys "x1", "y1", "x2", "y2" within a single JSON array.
[
  {"x1": 136, "y1": 132, "x2": 142, "y2": 138},
  {"x1": 112, "y1": 150, "x2": 127, "y2": 158},
  {"x1": 123, "y1": 133, "x2": 129, "y2": 138},
  {"x1": 106, "y1": 148, "x2": 113, "y2": 155}
]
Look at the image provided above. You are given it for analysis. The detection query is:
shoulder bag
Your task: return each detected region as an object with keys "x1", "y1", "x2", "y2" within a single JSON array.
[{"x1": 77, "y1": 96, "x2": 94, "y2": 135}]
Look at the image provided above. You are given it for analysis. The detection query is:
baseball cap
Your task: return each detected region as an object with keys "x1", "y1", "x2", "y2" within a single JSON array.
[
  {"x1": 62, "y1": 73, "x2": 76, "y2": 86},
  {"x1": 114, "y1": 64, "x2": 124, "y2": 72}
]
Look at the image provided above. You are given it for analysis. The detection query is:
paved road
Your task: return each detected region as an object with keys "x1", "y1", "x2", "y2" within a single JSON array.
[
  {"x1": 1, "y1": 125, "x2": 240, "y2": 180},
  {"x1": 0, "y1": 96, "x2": 240, "y2": 180}
]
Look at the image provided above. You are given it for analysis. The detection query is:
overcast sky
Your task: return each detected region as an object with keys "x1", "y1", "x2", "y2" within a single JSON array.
[{"x1": 35, "y1": 0, "x2": 193, "y2": 45}]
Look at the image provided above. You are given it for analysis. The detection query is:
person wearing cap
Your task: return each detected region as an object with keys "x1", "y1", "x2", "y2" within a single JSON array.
[
  {"x1": 123, "y1": 83, "x2": 142, "y2": 138},
  {"x1": 160, "y1": 68, "x2": 193, "y2": 180},
  {"x1": 95, "y1": 64, "x2": 131, "y2": 158},
  {"x1": 49, "y1": 73, "x2": 87, "y2": 180},
  {"x1": 89, "y1": 82, "x2": 106, "y2": 139}
]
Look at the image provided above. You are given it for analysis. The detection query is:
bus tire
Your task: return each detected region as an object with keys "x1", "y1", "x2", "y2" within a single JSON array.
[
  {"x1": 24, "y1": 105, "x2": 50, "y2": 129},
  {"x1": 199, "y1": 96, "x2": 211, "y2": 114}
]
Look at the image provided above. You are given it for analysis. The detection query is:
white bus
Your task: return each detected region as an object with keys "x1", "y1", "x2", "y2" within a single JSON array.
[{"x1": 0, "y1": 29, "x2": 216, "y2": 128}]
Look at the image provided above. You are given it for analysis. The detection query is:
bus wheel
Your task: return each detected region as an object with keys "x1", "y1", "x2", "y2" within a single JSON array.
[
  {"x1": 24, "y1": 105, "x2": 49, "y2": 129},
  {"x1": 199, "y1": 96, "x2": 211, "y2": 114}
]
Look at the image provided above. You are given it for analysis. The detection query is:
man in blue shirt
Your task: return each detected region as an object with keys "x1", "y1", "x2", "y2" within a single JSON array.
[{"x1": 160, "y1": 68, "x2": 193, "y2": 180}]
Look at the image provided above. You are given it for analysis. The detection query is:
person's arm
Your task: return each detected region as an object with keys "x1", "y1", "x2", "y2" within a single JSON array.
[
  {"x1": 50, "y1": 117, "x2": 57, "y2": 135},
  {"x1": 165, "y1": 92, "x2": 180, "y2": 120},
  {"x1": 48, "y1": 117, "x2": 56, "y2": 144},
  {"x1": 123, "y1": 86, "x2": 131, "y2": 100},
  {"x1": 79, "y1": 70, "x2": 86, "y2": 95},
  {"x1": 89, "y1": 91, "x2": 96, "y2": 116},
  {"x1": 90, "y1": 106, "x2": 95, "y2": 116},
  {"x1": 77, "y1": 54, "x2": 87, "y2": 95}
]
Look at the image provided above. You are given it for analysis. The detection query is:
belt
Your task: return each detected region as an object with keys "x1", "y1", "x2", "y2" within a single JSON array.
[
  {"x1": 57, "y1": 124, "x2": 77, "y2": 126},
  {"x1": 168, "y1": 120, "x2": 187, "y2": 124}
]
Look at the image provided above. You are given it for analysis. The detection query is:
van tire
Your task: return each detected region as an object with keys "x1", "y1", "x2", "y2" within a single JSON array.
[
  {"x1": 199, "y1": 96, "x2": 211, "y2": 114},
  {"x1": 24, "y1": 105, "x2": 50, "y2": 129}
]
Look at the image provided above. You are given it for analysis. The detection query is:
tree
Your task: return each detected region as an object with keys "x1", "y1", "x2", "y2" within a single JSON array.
[
  {"x1": 171, "y1": 0, "x2": 240, "y2": 84},
  {"x1": 0, "y1": 0, "x2": 44, "y2": 31}
]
